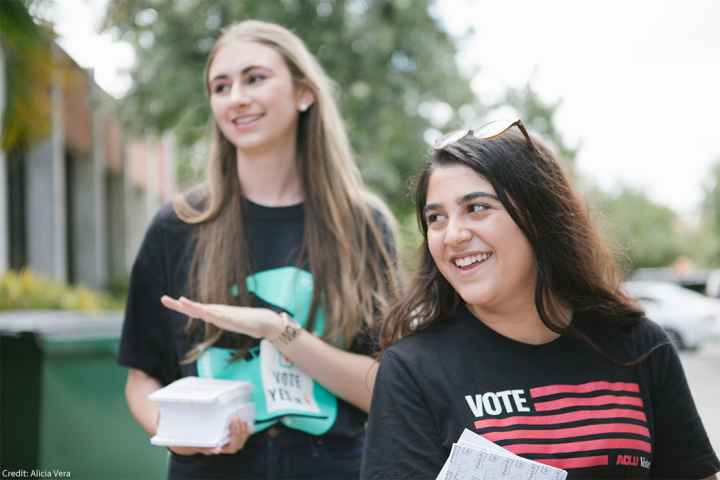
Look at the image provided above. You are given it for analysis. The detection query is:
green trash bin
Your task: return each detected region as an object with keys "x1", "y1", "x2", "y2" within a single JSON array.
[{"x1": 0, "y1": 311, "x2": 167, "y2": 479}]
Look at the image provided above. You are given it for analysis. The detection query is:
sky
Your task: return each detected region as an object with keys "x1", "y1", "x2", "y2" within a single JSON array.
[{"x1": 49, "y1": 0, "x2": 720, "y2": 215}]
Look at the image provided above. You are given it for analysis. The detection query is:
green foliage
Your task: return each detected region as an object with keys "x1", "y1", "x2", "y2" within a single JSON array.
[
  {"x1": 396, "y1": 210, "x2": 423, "y2": 271},
  {"x1": 0, "y1": 0, "x2": 54, "y2": 151},
  {"x1": 502, "y1": 81, "x2": 579, "y2": 167},
  {"x1": 102, "y1": 0, "x2": 478, "y2": 215},
  {"x1": 589, "y1": 185, "x2": 683, "y2": 271},
  {"x1": 679, "y1": 220, "x2": 720, "y2": 267},
  {"x1": 106, "y1": 274, "x2": 131, "y2": 301},
  {"x1": 694, "y1": 158, "x2": 720, "y2": 265},
  {"x1": 0, "y1": 269, "x2": 124, "y2": 311},
  {"x1": 702, "y1": 159, "x2": 720, "y2": 234}
]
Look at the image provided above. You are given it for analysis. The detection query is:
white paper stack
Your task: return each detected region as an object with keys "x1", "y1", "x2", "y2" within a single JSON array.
[
  {"x1": 437, "y1": 429, "x2": 567, "y2": 480},
  {"x1": 149, "y1": 377, "x2": 255, "y2": 448}
]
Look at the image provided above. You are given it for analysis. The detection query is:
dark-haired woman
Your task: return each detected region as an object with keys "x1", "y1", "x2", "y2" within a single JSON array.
[
  {"x1": 360, "y1": 120, "x2": 719, "y2": 479},
  {"x1": 118, "y1": 20, "x2": 400, "y2": 480}
]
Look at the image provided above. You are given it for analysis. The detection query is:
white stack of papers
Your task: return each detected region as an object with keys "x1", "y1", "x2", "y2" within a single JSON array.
[
  {"x1": 437, "y1": 429, "x2": 567, "y2": 480},
  {"x1": 149, "y1": 377, "x2": 255, "y2": 448}
]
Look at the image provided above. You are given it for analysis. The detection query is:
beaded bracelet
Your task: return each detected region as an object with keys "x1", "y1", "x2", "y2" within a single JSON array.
[{"x1": 270, "y1": 312, "x2": 301, "y2": 346}]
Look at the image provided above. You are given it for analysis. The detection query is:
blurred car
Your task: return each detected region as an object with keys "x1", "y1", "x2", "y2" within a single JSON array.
[{"x1": 622, "y1": 280, "x2": 720, "y2": 351}]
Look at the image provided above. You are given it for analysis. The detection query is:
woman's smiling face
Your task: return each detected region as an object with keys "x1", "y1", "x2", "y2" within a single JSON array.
[
  {"x1": 207, "y1": 40, "x2": 311, "y2": 154},
  {"x1": 424, "y1": 164, "x2": 537, "y2": 313}
]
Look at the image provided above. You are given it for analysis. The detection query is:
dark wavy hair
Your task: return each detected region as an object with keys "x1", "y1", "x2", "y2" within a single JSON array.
[{"x1": 380, "y1": 128, "x2": 655, "y2": 365}]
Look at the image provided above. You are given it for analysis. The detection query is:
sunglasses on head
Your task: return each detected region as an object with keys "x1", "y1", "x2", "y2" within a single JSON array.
[{"x1": 432, "y1": 118, "x2": 534, "y2": 151}]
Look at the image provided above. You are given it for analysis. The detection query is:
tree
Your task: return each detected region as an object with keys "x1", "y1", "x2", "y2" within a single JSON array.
[
  {"x1": 694, "y1": 158, "x2": 720, "y2": 265},
  {"x1": 589, "y1": 185, "x2": 683, "y2": 272},
  {"x1": 702, "y1": 160, "x2": 720, "y2": 235},
  {"x1": 0, "y1": 0, "x2": 54, "y2": 152},
  {"x1": 502, "y1": 80, "x2": 579, "y2": 167},
  {"x1": 678, "y1": 218, "x2": 720, "y2": 268},
  {"x1": 102, "y1": 0, "x2": 478, "y2": 214}
]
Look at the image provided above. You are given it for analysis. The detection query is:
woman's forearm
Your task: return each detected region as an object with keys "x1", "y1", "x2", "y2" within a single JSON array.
[
  {"x1": 274, "y1": 330, "x2": 379, "y2": 412},
  {"x1": 125, "y1": 368, "x2": 162, "y2": 437}
]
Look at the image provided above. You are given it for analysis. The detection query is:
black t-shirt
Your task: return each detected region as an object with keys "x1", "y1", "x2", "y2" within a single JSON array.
[
  {"x1": 119, "y1": 200, "x2": 383, "y2": 443},
  {"x1": 361, "y1": 305, "x2": 720, "y2": 480}
]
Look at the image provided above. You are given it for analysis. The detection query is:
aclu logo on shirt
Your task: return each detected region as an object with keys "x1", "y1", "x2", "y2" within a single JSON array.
[{"x1": 616, "y1": 454, "x2": 651, "y2": 469}]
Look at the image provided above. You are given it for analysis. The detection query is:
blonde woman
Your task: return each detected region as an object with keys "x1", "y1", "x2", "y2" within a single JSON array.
[{"x1": 118, "y1": 21, "x2": 400, "y2": 480}]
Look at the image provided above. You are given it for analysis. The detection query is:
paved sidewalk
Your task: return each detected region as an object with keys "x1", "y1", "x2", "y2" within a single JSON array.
[{"x1": 680, "y1": 340, "x2": 720, "y2": 455}]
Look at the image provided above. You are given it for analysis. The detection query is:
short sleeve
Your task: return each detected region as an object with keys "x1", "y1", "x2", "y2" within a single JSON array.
[
  {"x1": 117, "y1": 213, "x2": 179, "y2": 385},
  {"x1": 648, "y1": 340, "x2": 720, "y2": 478},
  {"x1": 361, "y1": 350, "x2": 446, "y2": 480}
]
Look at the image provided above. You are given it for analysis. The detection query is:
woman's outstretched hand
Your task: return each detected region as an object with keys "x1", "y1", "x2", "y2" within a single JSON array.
[
  {"x1": 168, "y1": 417, "x2": 251, "y2": 456},
  {"x1": 161, "y1": 295, "x2": 284, "y2": 339}
]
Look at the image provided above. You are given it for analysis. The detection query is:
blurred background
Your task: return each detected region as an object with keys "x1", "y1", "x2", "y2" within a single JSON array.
[{"x1": 1, "y1": 0, "x2": 719, "y2": 478}]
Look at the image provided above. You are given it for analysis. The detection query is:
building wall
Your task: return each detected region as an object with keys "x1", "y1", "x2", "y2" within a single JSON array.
[
  {"x1": 62, "y1": 82, "x2": 112, "y2": 290},
  {"x1": 1, "y1": 44, "x2": 8, "y2": 274},
  {"x1": 26, "y1": 138, "x2": 66, "y2": 281},
  {"x1": 67, "y1": 151, "x2": 104, "y2": 288},
  {"x1": 0, "y1": 151, "x2": 7, "y2": 275},
  {"x1": 124, "y1": 183, "x2": 150, "y2": 273},
  {"x1": 2, "y1": 40, "x2": 177, "y2": 288},
  {"x1": 103, "y1": 117, "x2": 126, "y2": 280},
  {"x1": 90, "y1": 91, "x2": 108, "y2": 289},
  {"x1": 123, "y1": 134, "x2": 177, "y2": 273},
  {"x1": 105, "y1": 172, "x2": 126, "y2": 280}
]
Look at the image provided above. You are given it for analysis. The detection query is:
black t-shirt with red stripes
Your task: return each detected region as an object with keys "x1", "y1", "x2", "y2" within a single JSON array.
[{"x1": 361, "y1": 305, "x2": 719, "y2": 479}]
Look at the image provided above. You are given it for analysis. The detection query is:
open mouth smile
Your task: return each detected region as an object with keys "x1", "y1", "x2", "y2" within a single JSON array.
[
  {"x1": 453, "y1": 252, "x2": 493, "y2": 270},
  {"x1": 232, "y1": 113, "x2": 264, "y2": 125}
]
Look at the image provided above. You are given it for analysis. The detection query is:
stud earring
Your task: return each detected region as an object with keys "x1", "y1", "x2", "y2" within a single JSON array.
[{"x1": 299, "y1": 103, "x2": 309, "y2": 112}]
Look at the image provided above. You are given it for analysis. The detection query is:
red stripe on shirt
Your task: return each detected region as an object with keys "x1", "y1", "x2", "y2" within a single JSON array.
[
  {"x1": 474, "y1": 408, "x2": 647, "y2": 429},
  {"x1": 482, "y1": 422, "x2": 650, "y2": 442},
  {"x1": 534, "y1": 395, "x2": 644, "y2": 412},
  {"x1": 505, "y1": 438, "x2": 652, "y2": 455},
  {"x1": 530, "y1": 381, "x2": 640, "y2": 398},
  {"x1": 537, "y1": 455, "x2": 609, "y2": 470}
]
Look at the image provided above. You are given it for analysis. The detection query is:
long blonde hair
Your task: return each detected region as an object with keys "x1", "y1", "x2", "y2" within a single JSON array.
[{"x1": 175, "y1": 20, "x2": 400, "y2": 360}]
